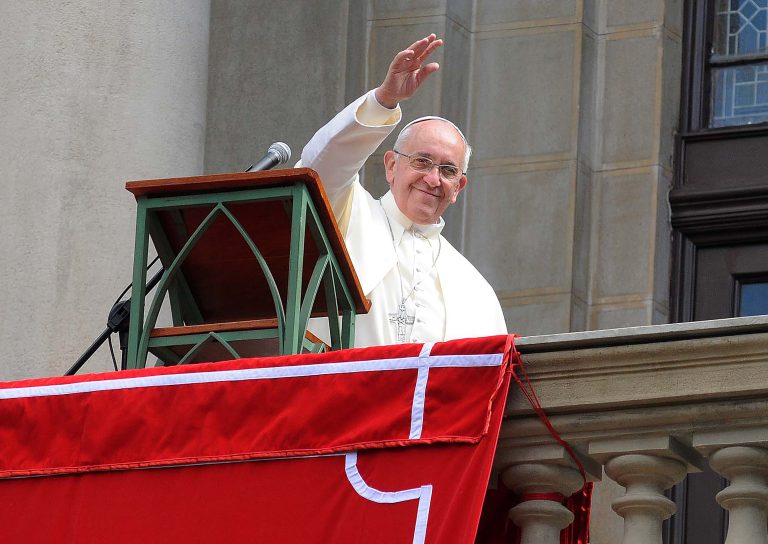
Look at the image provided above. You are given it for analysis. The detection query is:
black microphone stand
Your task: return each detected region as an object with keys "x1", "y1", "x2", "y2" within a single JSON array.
[{"x1": 65, "y1": 268, "x2": 164, "y2": 376}]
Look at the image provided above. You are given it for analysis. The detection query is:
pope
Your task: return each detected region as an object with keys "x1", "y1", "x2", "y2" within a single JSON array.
[{"x1": 301, "y1": 34, "x2": 507, "y2": 347}]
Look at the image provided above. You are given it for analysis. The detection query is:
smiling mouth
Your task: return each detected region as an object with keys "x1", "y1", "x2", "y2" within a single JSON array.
[{"x1": 415, "y1": 187, "x2": 440, "y2": 198}]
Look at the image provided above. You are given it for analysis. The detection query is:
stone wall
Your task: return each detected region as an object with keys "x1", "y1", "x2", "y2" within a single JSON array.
[
  {"x1": 0, "y1": 1, "x2": 211, "y2": 379},
  {"x1": 204, "y1": 0, "x2": 681, "y2": 337}
]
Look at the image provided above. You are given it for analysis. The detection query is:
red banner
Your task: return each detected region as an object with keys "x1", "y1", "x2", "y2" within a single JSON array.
[{"x1": 0, "y1": 335, "x2": 513, "y2": 543}]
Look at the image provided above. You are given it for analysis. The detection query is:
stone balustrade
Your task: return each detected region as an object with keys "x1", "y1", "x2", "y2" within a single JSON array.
[{"x1": 495, "y1": 316, "x2": 768, "y2": 544}]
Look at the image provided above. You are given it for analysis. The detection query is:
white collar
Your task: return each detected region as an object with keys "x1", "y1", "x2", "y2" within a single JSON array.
[{"x1": 380, "y1": 191, "x2": 445, "y2": 245}]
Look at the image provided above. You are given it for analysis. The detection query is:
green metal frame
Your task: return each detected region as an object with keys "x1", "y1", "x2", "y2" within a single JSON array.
[{"x1": 126, "y1": 183, "x2": 356, "y2": 369}]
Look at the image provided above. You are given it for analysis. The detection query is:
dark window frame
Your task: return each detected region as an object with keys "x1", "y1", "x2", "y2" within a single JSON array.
[
  {"x1": 671, "y1": 0, "x2": 768, "y2": 323},
  {"x1": 667, "y1": 2, "x2": 768, "y2": 543}
]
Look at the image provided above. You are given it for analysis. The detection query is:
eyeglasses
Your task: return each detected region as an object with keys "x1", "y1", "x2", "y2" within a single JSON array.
[{"x1": 393, "y1": 150, "x2": 464, "y2": 182}]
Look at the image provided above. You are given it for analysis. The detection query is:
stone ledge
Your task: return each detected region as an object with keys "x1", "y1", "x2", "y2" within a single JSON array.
[{"x1": 515, "y1": 315, "x2": 768, "y2": 353}]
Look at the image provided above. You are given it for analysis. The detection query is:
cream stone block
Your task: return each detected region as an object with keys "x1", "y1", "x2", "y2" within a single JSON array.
[
  {"x1": 694, "y1": 426, "x2": 768, "y2": 456},
  {"x1": 470, "y1": 28, "x2": 579, "y2": 162},
  {"x1": 442, "y1": 20, "x2": 472, "y2": 136},
  {"x1": 665, "y1": 0, "x2": 684, "y2": 38},
  {"x1": 589, "y1": 435, "x2": 703, "y2": 470},
  {"x1": 473, "y1": 0, "x2": 580, "y2": 29},
  {"x1": 494, "y1": 443, "x2": 600, "y2": 476},
  {"x1": 600, "y1": 32, "x2": 660, "y2": 167},
  {"x1": 447, "y1": 0, "x2": 581, "y2": 31},
  {"x1": 446, "y1": 0, "x2": 472, "y2": 30},
  {"x1": 206, "y1": 1, "x2": 350, "y2": 174},
  {"x1": 583, "y1": 0, "x2": 598, "y2": 33},
  {"x1": 591, "y1": 302, "x2": 652, "y2": 329},
  {"x1": 586, "y1": 0, "x2": 663, "y2": 33},
  {"x1": 659, "y1": 32, "x2": 682, "y2": 170},
  {"x1": 606, "y1": 0, "x2": 663, "y2": 29},
  {"x1": 570, "y1": 295, "x2": 589, "y2": 332},
  {"x1": 502, "y1": 294, "x2": 573, "y2": 336},
  {"x1": 593, "y1": 170, "x2": 656, "y2": 299},
  {"x1": 465, "y1": 165, "x2": 575, "y2": 293},
  {"x1": 345, "y1": 0, "x2": 369, "y2": 103},
  {"x1": 372, "y1": 0, "x2": 445, "y2": 19},
  {"x1": 577, "y1": 29, "x2": 599, "y2": 170},
  {"x1": 652, "y1": 304, "x2": 669, "y2": 325},
  {"x1": 572, "y1": 163, "x2": 594, "y2": 305},
  {"x1": 652, "y1": 168, "x2": 672, "y2": 312}
]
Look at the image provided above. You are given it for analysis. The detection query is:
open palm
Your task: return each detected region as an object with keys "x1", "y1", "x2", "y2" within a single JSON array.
[{"x1": 375, "y1": 34, "x2": 443, "y2": 108}]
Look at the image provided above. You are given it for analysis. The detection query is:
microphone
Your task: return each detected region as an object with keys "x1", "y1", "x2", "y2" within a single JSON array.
[{"x1": 245, "y1": 142, "x2": 292, "y2": 172}]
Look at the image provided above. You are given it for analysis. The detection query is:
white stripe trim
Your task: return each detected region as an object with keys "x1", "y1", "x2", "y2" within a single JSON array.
[
  {"x1": 0, "y1": 352, "x2": 503, "y2": 400},
  {"x1": 409, "y1": 343, "x2": 433, "y2": 439},
  {"x1": 345, "y1": 451, "x2": 432, "y2": 544}
]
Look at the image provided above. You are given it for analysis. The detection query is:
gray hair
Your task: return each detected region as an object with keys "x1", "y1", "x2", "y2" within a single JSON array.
[{"x1": 394, "y1": 116, "x2": 472, "y2": 173}]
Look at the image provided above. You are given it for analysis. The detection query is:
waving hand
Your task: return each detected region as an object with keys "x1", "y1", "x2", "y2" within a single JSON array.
[{"x1": 374, "y1": 34, "x2": 444, "y2": 109}]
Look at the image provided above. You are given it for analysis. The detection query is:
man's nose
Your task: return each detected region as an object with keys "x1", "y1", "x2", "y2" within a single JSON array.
[{"x1": 423, "y1": 165, "x2": 442, "y2": 187}]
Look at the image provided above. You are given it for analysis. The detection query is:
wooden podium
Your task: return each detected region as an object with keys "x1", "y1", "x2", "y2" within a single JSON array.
[{"x1": 124, "y1": 168, "x2": 369, "y2": 369}]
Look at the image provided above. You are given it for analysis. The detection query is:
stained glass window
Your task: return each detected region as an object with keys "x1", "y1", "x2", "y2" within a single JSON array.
[{"x1": 711, "y1": 0, "x2": 768, "y2": 127}]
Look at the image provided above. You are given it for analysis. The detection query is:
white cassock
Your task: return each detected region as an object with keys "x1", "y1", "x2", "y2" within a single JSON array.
[{"x1": 299, "y1": 90, "x2": 507, "y2": 347}]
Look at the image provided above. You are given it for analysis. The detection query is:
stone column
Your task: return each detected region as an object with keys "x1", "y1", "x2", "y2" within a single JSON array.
[
  {"x1": 709, "y1": 446, "x2": 768, "y2": 544},
  {"x1": 604, "y1": 454, "x2": 687, "y2": 544},
  {"x1": 0, "y1": 1, "x2": 211, "y2": 378},
  {"x1": 502, "y1": 463, "x2": 584, "y2": 544}
]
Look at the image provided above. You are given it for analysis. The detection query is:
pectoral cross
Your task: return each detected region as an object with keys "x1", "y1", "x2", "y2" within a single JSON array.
[{"x1": 389, "y1": 302, "x2": 415, "y2": 343}]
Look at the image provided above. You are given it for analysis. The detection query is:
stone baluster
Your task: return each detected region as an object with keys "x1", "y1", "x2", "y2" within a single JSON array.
[
  {"x1": 604, "y1": 454, "x2": 687, "y2": 544},
  {"x1": 502, "y1": 462, "x2": 584, "y2": 544},
  {"x1": 709, "y1": 446, "x2": 768, "y2": 544}
]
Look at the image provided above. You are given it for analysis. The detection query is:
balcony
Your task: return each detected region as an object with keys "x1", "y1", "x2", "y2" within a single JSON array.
[{"x1": 496, "y1": 316, "x2": 768, "y2": 543}]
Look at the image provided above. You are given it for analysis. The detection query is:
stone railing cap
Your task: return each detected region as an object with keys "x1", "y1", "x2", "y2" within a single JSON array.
[{"x1": 515, "y1": 315, "x2": 768, "y2": 354}]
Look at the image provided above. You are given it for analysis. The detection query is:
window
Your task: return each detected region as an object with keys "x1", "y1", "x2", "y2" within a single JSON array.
[
  {"x1": 738, "y1": 279, "x2": 768, "y2": 315},
  {"x1": 711, "y1": 0, "x2": 768, "y2": 127}
]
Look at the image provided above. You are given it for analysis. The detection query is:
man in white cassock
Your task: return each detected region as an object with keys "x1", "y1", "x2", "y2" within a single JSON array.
[{"x1": 301, "y1": 34, "x2": 507, "y2": 347}]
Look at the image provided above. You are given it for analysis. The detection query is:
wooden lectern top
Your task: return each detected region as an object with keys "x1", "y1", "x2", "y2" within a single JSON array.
[{"x1": 125, "y1": 168, "x2": 370, "y2": 324}]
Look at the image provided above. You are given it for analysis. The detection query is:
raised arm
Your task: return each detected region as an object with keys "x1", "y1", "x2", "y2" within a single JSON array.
[{"x1": 299, "y1": 34, "x2": 444, "y2": 200}]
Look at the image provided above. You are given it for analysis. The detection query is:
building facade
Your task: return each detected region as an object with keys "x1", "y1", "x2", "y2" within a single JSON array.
[{"x1": 3, "y1": 1, "x2": 768, "y2": 542}]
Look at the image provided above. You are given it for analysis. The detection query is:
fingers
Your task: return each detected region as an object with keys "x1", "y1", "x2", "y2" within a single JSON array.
[
  {"x1": 406, "y1": 34, "x2": 438, "y2": 57},
  {"x1": 398, "y1": 34, "x2": 443, "y2": 65},
  {"x1": 419, "y1": 62, "x2": 440, "y2": 79},
  {"x1": 415, "y1": 37, "x2": 443, "y2": 62},
  {"x1": 391, "y1": 48, "x2": 416, "y2": 67},
  {"x1": 392, "y1": 34, "x2": 443, "y2": 71}
]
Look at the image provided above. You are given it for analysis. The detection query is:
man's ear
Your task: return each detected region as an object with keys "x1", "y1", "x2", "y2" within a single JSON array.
[
  {"x1": 451, "y1": 175, "x2": 468, "y2": 203},
  {"x1": 383, "y1": 150, "x2": 397, "y2": 185}
]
